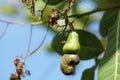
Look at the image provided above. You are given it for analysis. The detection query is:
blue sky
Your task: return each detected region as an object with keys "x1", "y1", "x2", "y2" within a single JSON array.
[{"x1": 0, "y1": 0, "x2": 98, "y2": 80}]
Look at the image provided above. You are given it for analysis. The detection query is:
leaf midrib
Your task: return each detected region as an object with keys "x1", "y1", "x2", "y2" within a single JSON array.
[
  {"x1": 81, "y1": 46, "x2": 103, "y2": 51},
  {"x1": 115, "y1": 12, "x2": 120, "y2": 80}
]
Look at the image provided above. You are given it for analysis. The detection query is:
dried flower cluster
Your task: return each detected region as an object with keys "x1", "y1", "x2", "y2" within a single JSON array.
[
  {"x1": 48, "y1": 9, "x2": 61, "y2": 27},
  {"x1": 10, "y1": 56, "x2": 30, "y2": 80},
  {"x1": 48, "y1": 9, "x2": 67, "y2": 31}
]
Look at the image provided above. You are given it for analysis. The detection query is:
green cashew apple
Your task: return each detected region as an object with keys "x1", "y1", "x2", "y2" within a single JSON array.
[{"x1": 63, "y1": 31, "x2": 80, "y2": 53}]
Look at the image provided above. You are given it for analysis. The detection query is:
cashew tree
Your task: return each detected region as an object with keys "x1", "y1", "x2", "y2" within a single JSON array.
[{"x1": 0, "y1": 0, "x2": 120, "y2": 80}]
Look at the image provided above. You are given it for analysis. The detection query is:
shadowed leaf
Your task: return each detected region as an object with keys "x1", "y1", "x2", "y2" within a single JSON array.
[
  {"x1": 43, "y1": 0, "x2": 64, "y2": 5},
  {"x1": 81, "y1": 66, "x2": 96, "y2": 80},
  {"x1": 100, "y1": 10, "x2": 119, "y2": 37},
  {"x1": 52, "y1": 30, "x2": 104, "y2": 60}
]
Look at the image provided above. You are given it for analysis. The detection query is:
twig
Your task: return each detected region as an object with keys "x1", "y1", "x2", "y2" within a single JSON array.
[
  {"x1": 0, "y1": 19, "x2": 42, "y2": 25},
  {"x1": 28, "y1": 27, "x2": 49, "y2": 56},
  {"x1": 23, "y1": 25, "x2": 33, "y2": 62},
  {"x1": 69, "y1": 5, "x2": 120, "y2": 18},
  {"x1": 0, "y1": 23, "x2": 9, "y2": 40},
  {"x1": 13, "y1": 24, "x2": 48, "y2": 63},
  {"x1": 65, "y1": 0, "x2": 76, "y2": 14},
  {"x1": 64, "y1": 0, "x2": 76, "y2": 31}
]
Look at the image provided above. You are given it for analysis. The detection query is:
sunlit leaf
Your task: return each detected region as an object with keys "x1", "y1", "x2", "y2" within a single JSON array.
[
  {"x1": 27, "y1": 14, "x2": 39, "y2": 21},
  {"x1": 98, "y1": 11, "x2": 120, "y2": 80},
  {"x1": 52, "y1": 30, "x2": 104, "y2": 60},
  {"x1": 42, "y1": 6, "x2": 52, "y2": 22}
]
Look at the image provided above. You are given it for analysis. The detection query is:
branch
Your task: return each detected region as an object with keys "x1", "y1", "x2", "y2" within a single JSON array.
[
  {"x1": 64, "y1": 0, "x2": 77, "y2": 31},
  {"x1": 0, "y1": 19, "x2": 42, "y2": 25},
  {"x1": 65, "y1": 0, "x2": 76, "y2": 13},
  {"x1": 0, "y1": 23, "x2": 9, "y2": 40},
  {"x1": 29, "y1": 27, "x2": 49, "y2": 56},
  {"x1": 69, "y1": 5, "x2": 120, "y2": 18},
  {"x1": 23, "y1": 25, "x2": 33, "y2": 62}
]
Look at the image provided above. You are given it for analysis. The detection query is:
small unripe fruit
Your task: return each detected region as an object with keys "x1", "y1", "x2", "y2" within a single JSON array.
[{"x1": 63, "y1": 31, "x2": 80, "y2": 53}]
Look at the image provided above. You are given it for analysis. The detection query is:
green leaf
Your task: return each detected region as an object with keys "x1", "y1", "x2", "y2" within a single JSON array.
[
  {"x1": 27, "y1": 14, "x2": 39, "y2": 21},
  {"x1": 100, "y1": 10, "x2": 119, "y2": 37},
  {"x1": 98, "y1": 11, "x2": 120, "y2": 80},
  {"x1": 52, "y1": 30, "x2": 104, "y2": 60},
  {"x1": 43, "y1": 0, "x2": 64, "y2": 5},
  {"x1": 81, "y1": 66, "x2": 96, "y2": 80},
  {"x1": 42, "y1": 6, "x2": 52, "y2": 22},
  {"x1": 93, "y1": 0, "x2": 120, "y2": 8}
]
